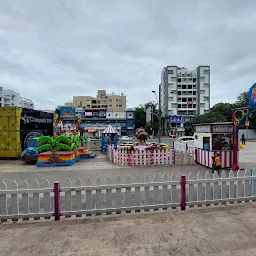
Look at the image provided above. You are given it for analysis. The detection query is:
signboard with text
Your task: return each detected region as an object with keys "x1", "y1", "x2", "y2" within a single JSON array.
[{"x1": 248, "y1": 83, "x2": 256, "y2": 107}]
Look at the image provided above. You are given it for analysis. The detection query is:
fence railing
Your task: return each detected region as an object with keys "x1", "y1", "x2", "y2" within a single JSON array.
[
  {"x1": 1, "y1": 169, "x2": 255, "y2": 222},
  {"x1": 107, "y1": 146, "x2": 194, "y2": 166},
  {"x1": 87, "y1": 140, "x2": 101, "y2": 151},
  {"x1": 0, "y1": 179, "x2": 54, "y2": 221},
  {"x1": 174, "y1": 141, "x2": 194, "y2": 152}
]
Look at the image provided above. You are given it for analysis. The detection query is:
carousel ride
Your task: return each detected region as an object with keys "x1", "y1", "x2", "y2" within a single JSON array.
[
  {"x1": 118, "y1": 127, "x2": 168, "y2": 151},
  {"x1": 36, "y1": 113, "x2": 95, "y2": 167}
]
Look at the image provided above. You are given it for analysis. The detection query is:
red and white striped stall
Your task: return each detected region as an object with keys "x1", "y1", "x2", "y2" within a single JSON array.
[
  {"x1": 193, "y1": 122, "x2": 235, "y2": 169},
  {"x1": 195, "y1": 148, "x2": 234, "y2": 168}
]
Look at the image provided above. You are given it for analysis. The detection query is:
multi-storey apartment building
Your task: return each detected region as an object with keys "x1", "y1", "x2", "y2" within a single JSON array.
[
  {"x1": 159, "y1": 66, "x2": 210, "y2": 134},
  {"x1": 65, "y1": 90, "x2": 126, "y2": 111},
  {"x1": 0, "y1": 86, "x2": 34, "y2": 109}
]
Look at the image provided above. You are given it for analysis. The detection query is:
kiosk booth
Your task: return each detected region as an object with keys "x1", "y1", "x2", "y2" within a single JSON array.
[
  {"x1": 101, "y1": 125, "x2": 118, "y2": 153},
  {"x1": 194, "y1": 122, "x2": 234, "y2": 168}
]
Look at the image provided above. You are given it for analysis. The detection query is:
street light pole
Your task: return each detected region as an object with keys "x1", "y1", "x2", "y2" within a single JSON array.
[{"x1": 152, "y1": 90, "x2": 161, "y2": 143}]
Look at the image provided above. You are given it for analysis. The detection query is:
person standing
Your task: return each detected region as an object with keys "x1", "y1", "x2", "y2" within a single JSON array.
[
  {"x1": 211, "y1": 156, "x2": 216, "y2": 174},
  {"x1": 215, "y1": 153, "x2": 222, "y2": 175},
  {"x1": 242, "y1": 133, "x2": 246, "y2": 145}
]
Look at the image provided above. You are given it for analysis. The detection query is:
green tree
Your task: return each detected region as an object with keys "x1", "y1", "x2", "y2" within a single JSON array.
[
  {"x1": 234, "y1": 90, "x2": 250, "y2": 108},
  {"x1": 193, "y1": 90, "x2": 256, "y2": 130},
  {"x1": 193, "y1": 103, "x2": 234, "y2": 124},
  {"x1": 134, "y1": 102, "x2": 159, "y2": 134}
]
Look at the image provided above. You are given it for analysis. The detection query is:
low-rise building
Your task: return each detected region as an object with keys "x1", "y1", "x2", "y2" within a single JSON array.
[
  {"x1": 64, "y1": 89, "x2": 126, "y2": 111},
  {"x1": 58, "y1": 106, "x2": 135, "y2": 136},
  {"x1": 0, "y1": 86, "x2": 34, "y2": 109}
]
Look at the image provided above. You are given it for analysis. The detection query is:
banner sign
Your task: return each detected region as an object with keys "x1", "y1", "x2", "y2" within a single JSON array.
[
  {"x1": 169, "y1": 114, "x2": 184, "y2": 123},
  {"x1": 146, "y1": 106, "x2": 152, "y2": 123}
]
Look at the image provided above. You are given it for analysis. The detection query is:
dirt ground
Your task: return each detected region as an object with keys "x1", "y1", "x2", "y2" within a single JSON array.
[{"x1": 1, "y1": 203, "x2": 256, "y2": 256}]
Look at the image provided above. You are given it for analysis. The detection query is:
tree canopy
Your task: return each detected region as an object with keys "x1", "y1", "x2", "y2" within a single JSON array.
[
  {"x1": 193, "y1": 90, "x2": 256, "y2": 129},
  {"x1": 134, "y1": 102, "x2": 159, "y2": 135}
]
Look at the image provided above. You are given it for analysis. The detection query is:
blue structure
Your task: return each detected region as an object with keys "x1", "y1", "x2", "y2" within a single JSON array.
[
  {"x1": 101, "y1": 125, "x2": 118, "y2": 153},
  {"x1": 58, "y1": 106, "x2": 135, "y2": 136},
  {"x1": 125, "y1": 109, "x2": 135, "y2": 136}
]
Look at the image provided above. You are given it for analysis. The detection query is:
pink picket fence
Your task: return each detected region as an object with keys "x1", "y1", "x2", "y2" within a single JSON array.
[{"x1": 108, "y1": 146, "x2": 195, "y2": 166}]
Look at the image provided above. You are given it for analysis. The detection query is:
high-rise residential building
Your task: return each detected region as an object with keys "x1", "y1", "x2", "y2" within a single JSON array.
[
  {"x1": 64, "y1": 89, "x2": 127, "y2": 111},
  {"x1": 159, "y1": 65, "x2": 210, "y2": 134},
  {"x1": 0, "y1": 86, "x2": 34, "y2": 109}
]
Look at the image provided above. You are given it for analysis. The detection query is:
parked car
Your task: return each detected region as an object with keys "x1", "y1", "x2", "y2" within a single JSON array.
[
  {"x1": 121, "y1": 136, "x2": 130, "y2": 140},
  {"x1": 175, "y1": 136, "x2": 194, "y2": 143}
]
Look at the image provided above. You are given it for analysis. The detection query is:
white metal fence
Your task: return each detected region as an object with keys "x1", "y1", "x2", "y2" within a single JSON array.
[
  {"x1": 0, "y1": 180, "x2": 54, "y2": 221},
  {"x1": 1, "y1": 169, "x2": 255, "y2": 222},
  {"x1": 87, "y1": 139, "x2": 101, "y2": 151},
  {"x1": 174, "y1": 141, "x2": 194, "y2": 152}
]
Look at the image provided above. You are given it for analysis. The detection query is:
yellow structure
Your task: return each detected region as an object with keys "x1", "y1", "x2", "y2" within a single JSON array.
[{"x1": 0, "y1": 106, "x2": 22, "y2": 158}]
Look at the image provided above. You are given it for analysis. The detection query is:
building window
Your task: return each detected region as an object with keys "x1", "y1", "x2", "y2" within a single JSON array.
[
  {"x1": 109, "y1": 99, "x2": 112, "y2": 102},
  {"x1": 109, "y1": 104, "x2": 112, "y2": 107},
  {"x1": 168, "y1": 70, "x2": 173, "y2": 74},
  {"x1": 193, "y1": 84, "x2": 196, "y2": 88},
  {"x1": 178, "y1": 91, "x2": 181, "y2": 96},
  {"x1": 204, "y1": 97, "x2": 209, "y2": 101},
  {"x1": 116, "y1": 104, "x2": 118, "y2": 107},
  {"x1": 119, "y1": 105, "x2": 122, "y2": 107},
  {"x1": 171, "y1": 77, "x2": 176, "y2": 81},
  {"x1": 182, "y1": 98, "x2": 186, "y2": 102},
  {"x1": 116, "y1": 99, "x2": 118, "y2": 102},
  {"x1": 203, "y1": 83, "x2": 209, "y2": 88},
  {"x1": 203, "y1": 70, "x2": 209, "y2": 74},
  {"x1": 178, "y1": 104, "x2": 181, "y2": 108},
  {"x1": 108, "y1": 114, "x2": 111, "y2": 116},
  {"x1": 178, "y1": 78, "x2": 181, "y2": 82},
  {"x1": 200, "y1": 90, "x2": 205, "y2": 94},
  {"x1": 193, "y1": 104, "x2": 196, "y2": 108},
  {"x1": 193, "y1": 91, "x2": 196, "y2": 95},
  {"x1": 193, "y1": 78, "x2": 196, "y2": 82},
  {"x1": 188, "y1": 85, "x2": 192, "y2": 89},
  {"x1": 178, "y1": 84, "x2": 181, "y2": 89},
  {"x1": 182, "y1": 85, "x2": 186, "y2": 89},
  {"x1": 200, "y1": 77, "x2": 205, "y2": 81}
]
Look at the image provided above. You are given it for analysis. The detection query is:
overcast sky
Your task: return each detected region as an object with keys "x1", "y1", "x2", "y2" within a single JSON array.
[{"x1": 1, "y1": 0, "x2": 256, "y2": 110}]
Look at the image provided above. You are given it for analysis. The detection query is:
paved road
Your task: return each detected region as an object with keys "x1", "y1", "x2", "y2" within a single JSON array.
[
  {"x1": 0, "y1": 141, "x2": 255, "y2": 189},
  {"x1": 1, "y1": 203, "x2": 256, "y2": 255}
]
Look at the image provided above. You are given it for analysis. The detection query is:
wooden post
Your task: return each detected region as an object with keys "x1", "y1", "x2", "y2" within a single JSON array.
[
  {"x1": 180, "y1": 175, "x2": 186, "y2": 211},
  {"x1": 54, "y1": 182, "x2": 60, "y2": 221}
]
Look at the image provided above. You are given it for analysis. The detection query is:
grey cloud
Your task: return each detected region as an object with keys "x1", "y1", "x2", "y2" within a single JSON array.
[{"x1": 0, "y1": 0, "x2": 256, "y2": 109}]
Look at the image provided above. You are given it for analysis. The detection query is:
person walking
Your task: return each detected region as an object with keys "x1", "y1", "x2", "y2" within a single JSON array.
[
  {"x1": 242, "y1": 133, "x2": 246, "y2": 145},
  {"x1": 215, "y1": 153, "x2": 222, "y2": 175}
]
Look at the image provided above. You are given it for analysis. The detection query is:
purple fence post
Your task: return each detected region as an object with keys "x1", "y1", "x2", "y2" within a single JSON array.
[
  {"x1": 180, "y1": 175, "x2": 186, "y2": 211},
  {"x1": 194, "y1": 148, "x2": 198, "y2": 163},
  {"x1": 128, "y1": 152, "x2": 131, "y2": 166},
  {"x1": 54, "y1": 181, "x2": 61, "y2": 221}
]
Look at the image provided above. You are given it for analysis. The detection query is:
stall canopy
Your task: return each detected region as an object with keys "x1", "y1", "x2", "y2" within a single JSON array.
[{"x1": 102, "y1": 125, "x2": 117, "y2": 134}]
